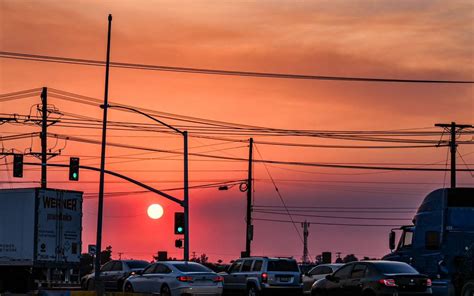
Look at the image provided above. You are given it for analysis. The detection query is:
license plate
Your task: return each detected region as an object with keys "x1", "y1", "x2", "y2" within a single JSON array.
[{"x1": 279, "y1": 277, "x2": 290, "y2": 282}]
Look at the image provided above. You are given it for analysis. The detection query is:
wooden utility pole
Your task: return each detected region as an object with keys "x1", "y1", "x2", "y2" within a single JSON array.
[
  {"x1": 40, "y1": 87, "x2": 47, "y2": 189},
  {"x1": 245, "y1": 138, "x2": 253, "y2": 257},
  {"x1": 302, "y1": 221, "x2": 310, "y2": 264}
]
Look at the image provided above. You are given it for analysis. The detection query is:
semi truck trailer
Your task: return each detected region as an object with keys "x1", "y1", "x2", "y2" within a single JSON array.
[
  {"x1": 0, "y1": 188, "x2": 83, "y2": 292},
  {"x1": 383, "y1": 188, "x2": 474, "y2": 296}
]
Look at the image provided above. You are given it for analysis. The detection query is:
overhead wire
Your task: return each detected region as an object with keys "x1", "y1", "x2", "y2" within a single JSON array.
[{"x1": 1, "y1": 51, "x2": 473, "y2": 84}]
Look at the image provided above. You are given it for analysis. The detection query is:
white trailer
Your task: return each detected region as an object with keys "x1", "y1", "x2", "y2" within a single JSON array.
[{"x1": 0, "y1": 188, "x2": 83, "y2": 292}]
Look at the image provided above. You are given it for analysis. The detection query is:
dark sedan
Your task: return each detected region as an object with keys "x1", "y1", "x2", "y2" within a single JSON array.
[{"x1": 311, "y1": 261, "x2": 432, "y2": 296}]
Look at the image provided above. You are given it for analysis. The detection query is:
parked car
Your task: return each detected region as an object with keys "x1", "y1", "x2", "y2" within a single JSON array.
[
  {"x1": 81, "y1": 259, "x2": 150, "y2": 291},
  {"x1": 311, "y1": 261, "x2": 432, "y2": 296},
  {"x1": 302, "y1": 264, "x2": 343, "y2": 294},
  {"x1": 300, "y1": 264, "x2": 317, "y2": 275},
  {"x1": 123, "y1": 261, "x2": 224, "y2": 296},
  {"x1": 221, "y1": 256, "x2": 303, "y2": 296}
]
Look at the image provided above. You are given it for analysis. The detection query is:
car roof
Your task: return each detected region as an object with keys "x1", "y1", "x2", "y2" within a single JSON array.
[
  {"x1": 239, "y1": 257, "x2": 296, "y2": 260},
  {"x1": 157, "y1": 261, "x2": 203, "y2": 265},
  {"x1": 359, "y1": 260, "x2": 409, "y2": 265},
  {"x1": 316, "y1": 263, "x2": 344, "y2": 267}
]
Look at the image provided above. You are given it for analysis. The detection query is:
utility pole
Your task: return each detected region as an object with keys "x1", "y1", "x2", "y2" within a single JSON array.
[
  {"x1": 245, "y1": 138, "x2": 253, "y2": 257},
  {"x1": 95, "y1": 14, "x2": 112, "y2": 295},
  {"x1": 435, "y1": 122, "x2": 473, "y2": 188},
  {"x1": 40, "y1": 87, "x2": 47, "y2": 189},
  {"x1": 301, "y1": 221, "x2": 310, "y2": 264}
]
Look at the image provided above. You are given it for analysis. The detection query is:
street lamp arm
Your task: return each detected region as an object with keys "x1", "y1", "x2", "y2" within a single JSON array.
[{"x1": 101, "y1": 104, "x2": 184, "y2": 135}]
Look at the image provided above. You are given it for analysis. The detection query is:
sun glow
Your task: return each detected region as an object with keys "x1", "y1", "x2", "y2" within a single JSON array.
[{"x1": 147, "y1": 204, "x2": 164, "y2": 220}]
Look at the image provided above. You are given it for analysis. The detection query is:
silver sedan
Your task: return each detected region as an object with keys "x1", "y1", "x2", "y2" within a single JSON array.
[
  {"x1": 302, "y1": 263, "x2": 343, "y2": 294},
  {"x1": 123, "y1": 261, "x2": 223, "y2": 296}
]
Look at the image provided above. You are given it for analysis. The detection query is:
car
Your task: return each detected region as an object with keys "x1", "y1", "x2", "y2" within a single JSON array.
[
  {"x1": 302, "y1": 264, "x2": 343, "y2": 294},
  {"x1": 311, "y1": 260, "x2": 433, "y2": 296},
  {"x1": 81, "y1": 259, "x2": 150, "y2": 291},
  {"x1": 123, "y1": 261, "x2": 224, "y2": 296},
  {"x1": 299, "y1": 264, "x2": 317, "y2": 276},
  {"x1": 221, "y1": 256, "x2": 303, "y2": 296}
]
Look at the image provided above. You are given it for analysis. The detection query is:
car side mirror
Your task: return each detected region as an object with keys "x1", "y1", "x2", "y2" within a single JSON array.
[
  {"x1": 389, "y1": 231, "x2": 396, "y2": 251},
  {"x1": 325, "y1": 274, "x2": 333, "y2": 281}
]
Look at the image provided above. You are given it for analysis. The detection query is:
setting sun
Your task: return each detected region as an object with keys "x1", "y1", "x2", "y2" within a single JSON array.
[{"x1": 147, "y1": 204, "x2": 164, "y2": 220}]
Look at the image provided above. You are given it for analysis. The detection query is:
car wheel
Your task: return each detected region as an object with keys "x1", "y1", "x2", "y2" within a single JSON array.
[
  {"x1": 247, "y1": 285, "x2": 260, "y2": 296},
  {"x1": 117, "y1": 280, "x2": 124, "y2": 291},
  {"x1": 462, "y1": 281, "x2": 474, "y2": 296},
  {"x1": 311, "y1": 290, "x2": 325, "y2": 296},
  {"x1": 124, "y1": 282, "x2": 134, "y2": 292},
  {"x1": 161, "y1": 284, "x2": 171, "y2": 296},
  {"x1": 87, "y1": 280, "x2": 94, "y2": 291},
  {"x1": 362, "y1": 290, "x2": 376, "y2": 296}
]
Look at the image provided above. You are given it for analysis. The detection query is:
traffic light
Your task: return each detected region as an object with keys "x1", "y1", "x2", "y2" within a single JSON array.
[
  {"x1": 69, "y1": 157, "x2": 79, "y2": 181},
  {"x1": 13, "y1": 154, "x2": 23, "y2": 178},
  {"x1": 175, "y1": 239, "x2": 183, "y2": 248},
  {"x1": 174, "y1": 212, "x2": 185, "y2": 235}
]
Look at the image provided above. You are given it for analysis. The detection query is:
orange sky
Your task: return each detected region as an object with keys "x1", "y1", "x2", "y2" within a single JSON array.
[{"x1": 1, "y1": 0, "x2": 473, "y2": 262}]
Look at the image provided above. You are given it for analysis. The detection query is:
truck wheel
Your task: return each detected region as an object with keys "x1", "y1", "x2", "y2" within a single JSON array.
[{"x1": 462, "y1": 281, "x2": 474, "y2": 296}]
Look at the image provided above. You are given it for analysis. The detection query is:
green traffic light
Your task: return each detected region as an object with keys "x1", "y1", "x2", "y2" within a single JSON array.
[
  {"x1": 177, "y1": 226, "x2": 183, "y2": 233},
  {"x1": 72, "y1": 172, "x2": 78, "y2": 179}
]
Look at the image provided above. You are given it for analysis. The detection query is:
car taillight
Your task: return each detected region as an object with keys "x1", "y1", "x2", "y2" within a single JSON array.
[
  {"x1": 213, "y1": 276, "x2": 224, "y2": 282},
  {"x1": 426, "y1": 279, "x2": 432, "y2": 287},
  {"x1": 261, "y1": 272, "x2": 268, "y2": 283},
  {"x1": 177, "y1": 276, "x2": 194, "y2": 282},
  {"x1": 379, "y1": 279, "x2": 397, "y2": 287}
]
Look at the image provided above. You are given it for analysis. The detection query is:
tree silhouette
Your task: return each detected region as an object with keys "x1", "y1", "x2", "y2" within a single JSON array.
[
  {"x1": 343, "y1": 254, "x2": 358, "y2": 263},
  {"x1": 100, "y1": 245, "x2": 113, "y2": 265}
]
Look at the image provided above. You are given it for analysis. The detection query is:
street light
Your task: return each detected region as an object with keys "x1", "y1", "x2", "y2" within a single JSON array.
[{"x1": 101, "y1": 103, "x2": 190, "y2": 261}]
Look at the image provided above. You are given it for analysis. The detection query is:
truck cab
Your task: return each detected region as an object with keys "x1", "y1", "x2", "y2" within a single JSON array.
[{"x1": 383, "y1": 188, "x2": 474, "y2": 296}]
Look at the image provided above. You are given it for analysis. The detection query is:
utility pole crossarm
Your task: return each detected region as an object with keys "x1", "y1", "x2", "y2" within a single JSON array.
[{"x1": 434, "y1": 122, "x2": 473, "y2": 189}]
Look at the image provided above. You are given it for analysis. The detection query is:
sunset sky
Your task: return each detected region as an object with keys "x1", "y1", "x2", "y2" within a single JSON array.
[{"x1": 1, "y1": 0, "x2": 473, "y2": 262}]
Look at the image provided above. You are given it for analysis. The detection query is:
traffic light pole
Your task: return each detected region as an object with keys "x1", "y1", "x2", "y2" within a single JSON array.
[
  {"x1": 101, "y1": 104, "x2": 190, "y2": 261},
  {"x1": 183, "y1": 131, "x2": 190, "y2": 261},
  {"x1": 41, "y1": 87, "x2": 47, "y2": 189}
]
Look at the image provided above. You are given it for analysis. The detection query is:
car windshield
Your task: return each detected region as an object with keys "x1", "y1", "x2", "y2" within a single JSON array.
[
  {"x1": 268, "y1": 260, "x2": 299, "y2": 272},
  {"x1": 126, "y1": 261, "x2": 150, "y2": 269},
  {"x1": 375, "y1": 262, "x2": 419, "y2": 274},
  {"x1": 174, "y1": 263, "x2": 212, "y2": 272}
]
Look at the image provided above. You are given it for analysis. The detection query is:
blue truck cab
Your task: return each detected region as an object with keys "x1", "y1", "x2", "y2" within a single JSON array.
[{"x1": 383, "y1": 188, "x2": 474, "y2": 296}]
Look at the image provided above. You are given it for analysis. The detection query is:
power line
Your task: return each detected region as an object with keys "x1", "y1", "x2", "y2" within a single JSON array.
[
  {"x1": 1, "y1": 51, "x2": 473, "y2": 84},
  {"x1": 253, "y1": 218, "x2": 402, "y2": 227},
  {"x1": 253, "y1": 205, "x2": 416, "y2": 210},
  {"x1": 253, "y1": 210, "x2": 412, "y2": 221},
  {"x1": 254, "y1": 144, "x2": 307, "y2": 257}
]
